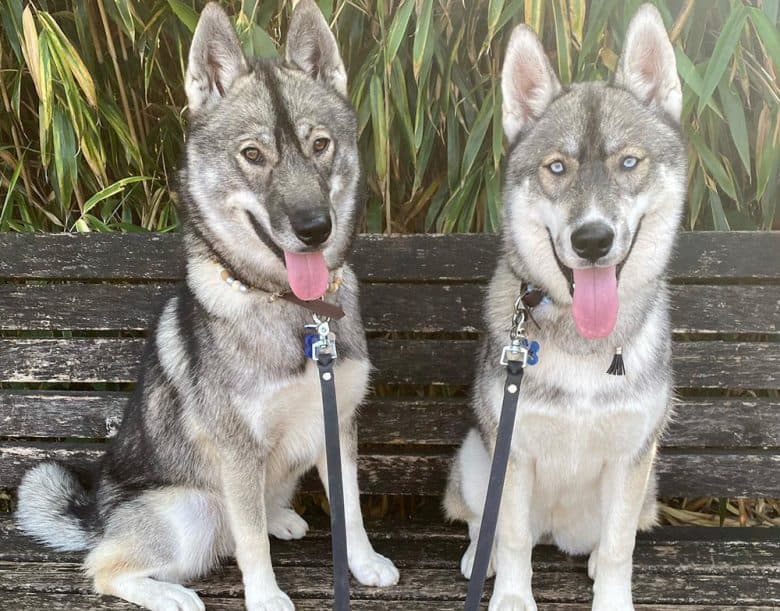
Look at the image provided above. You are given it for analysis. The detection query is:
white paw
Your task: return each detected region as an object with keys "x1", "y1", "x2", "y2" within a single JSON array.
[
  {"x1": 460, "y1": 539, "x2": 495, "y2": 580},
  {"x1": 592, "y1": 592, "x2": 634, "y2": 611},
  {"x1": 267, "y1": 507, "x2": 309, "y2": 540},
  {"x1": 349, "y1": 551, "x2": 399, "y2": 587},
  {"x1": 488, "y1": 592, "x2": 537, "y2": 611},
  {"x1": 588, "y1": 550, "x2": 598, "y2": 580},
  {"x1": 149, "y1": 584, "x2": 205, "y2": 611},
  {"x1": 246, "y1": 590, "x2": 295, "y2": 611}
]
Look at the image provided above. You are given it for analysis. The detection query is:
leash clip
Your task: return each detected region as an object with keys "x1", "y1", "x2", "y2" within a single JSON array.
[
  {"x1": 499, "y1": 295, "x2": 529, "y2": 366},
  {"x1": 500, "y1": 338, "x2": 529, "y2": 367},
  {"x1": 307, "y1": 314, "x2": 337, "y2": 361}
]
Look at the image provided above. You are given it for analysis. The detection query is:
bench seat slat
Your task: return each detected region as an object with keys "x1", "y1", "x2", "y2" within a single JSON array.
[
  {"x1": 0, "y1": 442, "x2": 778, "y2": 496},
  {"x1": 1, "y1": 232, "x2": 778, "y2": 282},
  {"x1": 0, "y1": 560, "x2": 776, "y2": 605},
  {"x1": 1, "y1": 283, "x2": 777, "y2": 335},
  {"x1": 0, "y1": 338, "x2": 776, "y2": 389},
  {"x1": 1, "y1": 392, "x2": 777, "y2": 450},
  {"x1": 2, "y1": 513, "x2": 777, "y2": 569},
  {"x1": 4, "y1": 594, "x2": 778, "y2": 611}
]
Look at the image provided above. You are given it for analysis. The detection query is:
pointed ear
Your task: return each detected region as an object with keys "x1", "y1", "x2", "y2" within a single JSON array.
[
  {"x1": 185, "y1": 3, "x2": 248, "y2": 113},
  {"x1": 501, "y1": 25, "x2": 562, "y2": 142},
  {"x1": 285, "y1": 0, "x2": 347, "y2": 96},
  {"x1": 614, "y1": 3, "x2": 682, "y2": 122}
]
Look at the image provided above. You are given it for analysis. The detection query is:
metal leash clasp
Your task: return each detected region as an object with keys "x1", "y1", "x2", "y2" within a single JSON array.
[
  {"x1": 306, "y1": 314, "x2": 338, "y2": 361},
  {"x1": 499, "y1": 294, "x2": 529, "y2": 367}
]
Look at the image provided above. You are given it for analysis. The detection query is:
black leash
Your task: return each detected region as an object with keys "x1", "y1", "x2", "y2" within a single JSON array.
[
  {"x1": 308, "y1": 317, "x2": 350, "y2": 611},
  {"x1": 464, "y1": 295, "x2": 538, "y2": 610}
]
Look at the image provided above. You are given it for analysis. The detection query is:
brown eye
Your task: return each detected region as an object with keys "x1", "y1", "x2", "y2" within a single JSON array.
[
  {"x1": 242, "y1": 147, "x2": 265, "y2": 165},
  {"x1": 313, "y1": 137, "x2": 330, "y2": 154}
]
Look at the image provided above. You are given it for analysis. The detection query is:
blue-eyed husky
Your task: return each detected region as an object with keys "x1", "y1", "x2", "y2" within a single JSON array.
[{"x1": 444, "y1": 5, "x2": 686, "y2": 610}]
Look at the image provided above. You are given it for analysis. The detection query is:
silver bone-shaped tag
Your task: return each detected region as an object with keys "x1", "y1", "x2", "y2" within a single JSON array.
[{"x1": 307, "y1": 317, "x2": 337, "y2": 361}]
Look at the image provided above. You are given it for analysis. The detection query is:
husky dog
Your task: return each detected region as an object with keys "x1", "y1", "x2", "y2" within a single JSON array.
[
  {"x1": 16, "y1": 2, "x2": 399, "y2": 609},
  {"x1": 444, "y1": 5, "x2": 685, "y2": 610}
]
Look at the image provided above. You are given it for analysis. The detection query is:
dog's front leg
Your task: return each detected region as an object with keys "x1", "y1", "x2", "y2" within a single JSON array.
[
  {"x1": 316, "y1": 423, "x2": 399, "y2": 588},
  {"x1": 489, "y1": 454, "x2": 537, "y2": 611},
  {"x1": 591, "y1": 444, "x2": 656, "y2": 611},
  {"x1": 220, "y1": 446, "x2": 293, "y2": 611}
]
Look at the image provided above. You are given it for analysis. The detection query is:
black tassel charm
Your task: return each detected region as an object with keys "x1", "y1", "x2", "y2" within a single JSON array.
[{"x1": 607, "y1": 346, "x2": 625, "y2": 376}]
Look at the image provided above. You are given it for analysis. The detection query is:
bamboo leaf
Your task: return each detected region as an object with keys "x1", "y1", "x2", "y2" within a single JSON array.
[
  {"x1": 568, "y1": 0, "x2": 586, "y2": 48},
  {"x1": 109, "y1": 0, "x2": 135, "y2": 42},
  {"x1": 747, "y1": 7, "x2": 780, "y2": 71},
  {"x1": 487, "y1": 0, "x2": 506, "y2": 39},
  {"x1": 461, "y1": 91, "x2": 494, "y2": 179},
  {"x1": 691, "y1": 134, "x2": 737, "y2": 201},
  {"x1": 52, "y1": 106, "x2": 77, "y2": 214},
  {"x1": 167, "y1": 0, "x2": 198, "y2": 33},
  {"x1": 412, "y1": 0, "x2": 434, "y2": 80},
  {"x1": 80, "y1": 176, "x2": 151, "y2": 217},
  {"x1": 524, "y1": 0, "x2": 544, "y2": 33},
  {"x1": 369, "y1": 74, "x2": 387, "y2": 183},
  {"x1": 20, "y1": 6, "x2": 42, "y2": 99},
  {"x1": 0, "y1": 154, "x2": 24, "y2": 229},
  {"x1": 698, "y1": 6, "x2": 747, "y2": 114},
  {"x1": 37, "y1": 12, "x2": 98, "y2": 106},
  {"x1": 385, "y1": 0, "x2": 414, "y2": 69},
  {"x1": 716, "y1": 81, "x2": 750, "y2": 176},
  {"x1": 552, "y1": 0, "x2": 572, "y2": 84},
  {"x1": 708, "y1": 190, "x2": 730, "y2": 231}
]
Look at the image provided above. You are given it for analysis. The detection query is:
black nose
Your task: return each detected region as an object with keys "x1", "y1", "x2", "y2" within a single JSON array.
[
  {"x1": 571, "y1": 222, "x2": 614, "y2": 262},
  {"x1": 290, "y1": 211, "x2": 332, "y2": 247}
]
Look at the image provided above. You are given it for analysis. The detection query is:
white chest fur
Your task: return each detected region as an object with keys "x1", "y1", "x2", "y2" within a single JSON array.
[
  {"x1": 484, "y1": 335, "x2": 669, "y2": 487},
  {"x1": 239, "y1": 358, "x2": 370, "y2": 466}
]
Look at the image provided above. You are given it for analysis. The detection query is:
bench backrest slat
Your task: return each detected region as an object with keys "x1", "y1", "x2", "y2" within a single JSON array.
[{"x1": 0, "y1": 232, "x2": 777, "y2": 498}]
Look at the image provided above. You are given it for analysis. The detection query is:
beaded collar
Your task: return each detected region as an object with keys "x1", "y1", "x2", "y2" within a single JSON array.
[{"x1": 217, "y1": 264, "x2": 345, "y2": 319}]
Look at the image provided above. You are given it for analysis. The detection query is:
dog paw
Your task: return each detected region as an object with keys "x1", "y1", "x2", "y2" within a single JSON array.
[
  {"x1": 488, "y1": 592, "x2": 537, "y2": 611},
  {"x1": 267, "y1": 507, "x2": 309, "y2": 540},
  {"x1": 350, "y1": 551, "x2": 399, "y2": 587},
  {"x1": 588, "y1": 550, "x2": 598, "y2": 580},
  {"x1": 149, "y1": 584, "x2": 205, "y2": 611},
  {"x1": 592, "y1": 593, "x2": 634, "y2": 611},
  {"x1": 460, "y1": 539, "x2": 495, "y2": 580},
  {"x1": 246, "y1": 590, "x2": 295, "y2": 611}
]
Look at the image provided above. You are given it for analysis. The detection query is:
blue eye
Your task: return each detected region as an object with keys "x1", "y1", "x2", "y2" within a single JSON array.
[
  {"x1": 548, "y1": 160, "x2": 566, "y2": 175},
  {"x1": 622, "y1": 155, "x2": 639, "y2": 170}
]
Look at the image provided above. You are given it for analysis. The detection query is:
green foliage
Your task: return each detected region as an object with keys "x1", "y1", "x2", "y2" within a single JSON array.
[{"x1": 0, "y1": 0, "x2": 777, "y2": 233}]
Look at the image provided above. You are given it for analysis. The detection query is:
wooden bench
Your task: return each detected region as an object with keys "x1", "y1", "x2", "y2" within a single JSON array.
[{"x1": 0, "y1": 231, "x2": 778, "y2": 609}]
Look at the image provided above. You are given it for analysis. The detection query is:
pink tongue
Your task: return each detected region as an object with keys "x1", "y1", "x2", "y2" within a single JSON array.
[
  {"x1": 283, "y1": 251, "x2": 329, "y2": 301},
  {"x1": 572, "y1": 266, "x2": 619, "y2": 339}
]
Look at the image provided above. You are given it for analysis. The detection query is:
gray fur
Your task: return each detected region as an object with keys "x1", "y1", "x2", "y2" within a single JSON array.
[
  {"x1": 16, "y1": 3, "x2": 397, "y2": 610},
  {"x1": 445, "y1": 5, "x2": 685, "y2": 610}
]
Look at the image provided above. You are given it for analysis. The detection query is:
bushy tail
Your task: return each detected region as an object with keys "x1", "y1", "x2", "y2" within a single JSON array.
[{"x1": 15, "y1": 462, "x2": 97, "y2": 551}]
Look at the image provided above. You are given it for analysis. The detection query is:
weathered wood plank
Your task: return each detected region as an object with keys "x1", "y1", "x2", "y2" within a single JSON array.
[
  {"x1": 1, "y1": 593, "x2": 778, "y2": 611},
  {"x1": 1, "y1": 232, "x2": 778, "y2": 282},
  {"x1": 2, "y1": 283, "x2": 777, "y2": 335},
  {"x1": 5, "y1": 593, "x2": 776, "y2": 611},
  {"x1": 2, "y1": 512, "x2": 777, "y2": 571},
  {"x1": 2, "y1": 392, "x2": 777, "y2": 450},
  {"x1": 0, "y1": 443, "x2": 777, "y2": 496},
  {"x1": 0, "y1": 338, "x2": 777, "y2": 388},
  {"x1": 0, "y1": 560, "x2": 776, "y2": 604}
]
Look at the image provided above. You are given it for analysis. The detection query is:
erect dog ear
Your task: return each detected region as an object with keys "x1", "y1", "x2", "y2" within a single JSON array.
[
  {"x1": 285, "y1": 0, "x2": 347, "y2": 96},
  {"x1": 501, "y1": 25, "x2": 562, "y2": 143},
  {"x1": 185, "y1": 3, "x2": 248, "y2": 113},
  {"x1": 614, "y1": 3, "x2": 682, "y2": 123}
]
